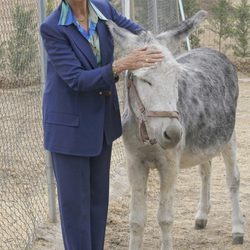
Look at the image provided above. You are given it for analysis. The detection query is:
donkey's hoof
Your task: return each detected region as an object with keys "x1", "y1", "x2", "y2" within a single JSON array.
[
  {"x1": 232, "y1": 233, "x2": 244, "y2": 245},
  {"x1": 195, "y1": 219, "x2": 207, "y2": 230}
]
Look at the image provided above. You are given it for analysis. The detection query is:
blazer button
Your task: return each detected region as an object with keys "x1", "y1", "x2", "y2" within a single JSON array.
[{"x1": 99, "y1": 91, "x2": 103, "y2": 95}]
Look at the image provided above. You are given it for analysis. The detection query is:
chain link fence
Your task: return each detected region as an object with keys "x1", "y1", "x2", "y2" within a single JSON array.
[
  {"x1": 1, "y1": 0, "x2": 248, "y2": 250},
  {"x1": 0, "y1": 1, "x2": 47, "y2": 250},
  {"x1": 137, "y1": 0, "x2": 179, "y2": 33}
]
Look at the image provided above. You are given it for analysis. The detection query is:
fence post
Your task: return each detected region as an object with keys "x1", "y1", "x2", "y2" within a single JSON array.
[
  {"x1": 130, "y1": 0, "x2": 135, "y2": 21},
  {"x1": 122, "y1": 0, "x2": 130, "y2": 18},
  {"x1": 178, "y1": 0, "x2": 191, "y2": 50},
  {"x1": 152, "y1": 0, "x2": 159, "y2": 34},
  {"x1": 38, "y1": 0, "x2": 47, "y2": 84},
  {"x1": 38, "y1": 0, "x2": 57, "y2": 223},
  {"x1": 45, "y1": 151, "x2": 57, "y2": 223}
]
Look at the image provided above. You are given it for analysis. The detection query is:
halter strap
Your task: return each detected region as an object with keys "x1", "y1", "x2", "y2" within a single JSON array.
[{"x1": 127, "y1": 73, "x2": 180, "y2": 145}]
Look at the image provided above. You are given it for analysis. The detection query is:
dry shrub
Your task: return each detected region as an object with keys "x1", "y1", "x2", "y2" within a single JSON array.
[
  {"x1": 0, "y1": 73, "x2": 40, "y2": 89},
  {"x1": 232, "y1": 58, "x2": 250, "y2": 75}
]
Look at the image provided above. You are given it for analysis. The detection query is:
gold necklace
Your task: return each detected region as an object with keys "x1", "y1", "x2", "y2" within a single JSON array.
[{"x1": 78, "y1": 18, "x2": 86, "y2": 22}]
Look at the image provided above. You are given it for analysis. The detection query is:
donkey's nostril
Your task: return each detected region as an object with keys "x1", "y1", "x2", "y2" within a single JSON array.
[
  {"x1": 162, "y1": 125, "x2": 182, "y2": 148},
  {"x1": 164, "y1": 131, "x2": 171, "y2": 140}
]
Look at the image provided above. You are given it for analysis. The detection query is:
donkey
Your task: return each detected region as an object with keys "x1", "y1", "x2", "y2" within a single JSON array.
[{"x1": 107, "y1": 10, "x2": 244, "y2": 250}]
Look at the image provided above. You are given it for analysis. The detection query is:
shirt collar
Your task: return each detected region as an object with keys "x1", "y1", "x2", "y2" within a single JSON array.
[{"x1": 58, "y1": 0, "x2": 107, "y2": 26}]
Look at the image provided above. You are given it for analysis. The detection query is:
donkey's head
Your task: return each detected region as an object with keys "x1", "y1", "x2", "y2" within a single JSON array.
[{"x1": 108, "y1": 10, "x2": 207, "y2": 149}]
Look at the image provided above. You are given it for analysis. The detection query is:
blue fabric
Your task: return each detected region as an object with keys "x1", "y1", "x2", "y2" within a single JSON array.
[
  {"x1": 40, "y1": 0, "x2": 143, "y2": 156},
  {"x1": 51, "y1": 139, "x2": 112, "y2": 250},
  {"x1": 58, "y1": 1, "x2": 106, "y2": 65}
]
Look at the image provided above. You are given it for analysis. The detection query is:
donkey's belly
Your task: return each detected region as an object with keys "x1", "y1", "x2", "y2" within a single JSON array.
[{"x1": 179, "y1": 146, "x2": 221, "y2": 168}]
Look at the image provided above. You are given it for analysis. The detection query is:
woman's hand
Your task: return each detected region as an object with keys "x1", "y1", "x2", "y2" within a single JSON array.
[{"x1": 112, "y1": 47, "x2": 164, "y2": 74}]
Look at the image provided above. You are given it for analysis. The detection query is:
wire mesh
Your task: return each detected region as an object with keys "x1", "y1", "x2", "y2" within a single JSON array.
[
  {"x1": 0, "y1": 0, "x2": 243, "y2": 249},
  {"x1": 0, "y1": 1, "x2": 127, "y2": 249},
  {"x1": 0, "y1": 1, "x2": 47, "y2": 250},
  {"x1": 132, "y1": 0, "x2": 179, "y2": 33}
]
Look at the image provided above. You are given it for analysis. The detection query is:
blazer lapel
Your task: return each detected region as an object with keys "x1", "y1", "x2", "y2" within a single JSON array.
[
  {"x1": 64, "y1": 25, "x2": 98, "y2": 68},
  {"x1": 96, "y1": 20, "x2": 114, "y2": 66}
]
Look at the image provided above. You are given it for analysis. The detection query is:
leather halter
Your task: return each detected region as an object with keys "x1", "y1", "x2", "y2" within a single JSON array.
[{"x1": 127, "y1": 73, "x2": 180, "y2": 145}]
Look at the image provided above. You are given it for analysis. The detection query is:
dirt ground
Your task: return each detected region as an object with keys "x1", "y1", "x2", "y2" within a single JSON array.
[{"x1": 31, "y1": 80, "x2": 250, "y2": 250}]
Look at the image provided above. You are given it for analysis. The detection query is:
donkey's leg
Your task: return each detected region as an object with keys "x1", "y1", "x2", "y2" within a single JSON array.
[
  {"x1": 222, "y1": 132, "x2": 244, "y2": 245},
  {"x1": 128, "y1": 157, "x2": 149, "y2": 250},
  {"x1": 157, "y1": 154, "x2": 178, "y2": 250},
  {"x1": 195, "y1": 161, "x2": 212, "y2": 229}
]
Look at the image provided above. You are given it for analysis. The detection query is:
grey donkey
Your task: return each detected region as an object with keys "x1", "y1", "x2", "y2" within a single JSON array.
[{"x1": 107, "y1": 10, "x2": 244, "y2": 250}]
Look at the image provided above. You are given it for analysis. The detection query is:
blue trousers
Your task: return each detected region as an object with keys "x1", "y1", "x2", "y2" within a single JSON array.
[{"x1": 51, "y1": 140, "x2": 112, "y2": 250}]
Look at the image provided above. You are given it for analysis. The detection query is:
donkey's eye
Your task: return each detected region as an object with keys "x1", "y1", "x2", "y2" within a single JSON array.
[{"x1": 141, "y1": 78, "x2": 152, "y2": 86}]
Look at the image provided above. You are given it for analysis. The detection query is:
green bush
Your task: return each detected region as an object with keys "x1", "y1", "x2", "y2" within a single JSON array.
[
  {"x1": 47, "y1": 0, "x2": 54, "y2": 16},
  {"x1": 184, "y1": 0, "x2": 200, "y2": 17},
  {"x1": 233, "y1": 0, "x2": 250, "y2": 57},
  {"x1": 209, "y1": 0, "x2": 234, "y2": 52},
  {"x1": 8, "y1": 5, "x2": 37, "y2": 78}
]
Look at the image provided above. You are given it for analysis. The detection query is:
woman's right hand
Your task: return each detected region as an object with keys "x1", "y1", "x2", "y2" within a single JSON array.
[{"x1": 112, "y1": 47, "x2": 164, "y2": 74}]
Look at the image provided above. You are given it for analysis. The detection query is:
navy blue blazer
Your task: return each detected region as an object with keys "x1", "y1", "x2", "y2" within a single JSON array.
[{"x1": 40, "y1": 0, "x2": 142, "y2": 156}]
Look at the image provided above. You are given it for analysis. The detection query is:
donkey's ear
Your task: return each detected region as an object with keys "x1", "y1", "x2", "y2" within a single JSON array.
[
  {"x1": 106, "y1": 20, "x2": 139, "y2": 55},
  {"x1": 156, "y1": 10, "x2": 207, "y2": 53}
]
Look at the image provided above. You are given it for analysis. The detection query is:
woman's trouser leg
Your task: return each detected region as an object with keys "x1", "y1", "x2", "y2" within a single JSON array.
[
  {"x1": 90, "y1": 142, "x2": 112, "y2": 250},
  {"x1": 51, "y1": 140, "x2": 112, "y2": 250}
]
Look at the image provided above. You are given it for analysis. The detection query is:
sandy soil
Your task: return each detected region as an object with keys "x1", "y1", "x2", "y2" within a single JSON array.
[{"x1": 31, "y1": 80, "x2": 250, "y2": 250}]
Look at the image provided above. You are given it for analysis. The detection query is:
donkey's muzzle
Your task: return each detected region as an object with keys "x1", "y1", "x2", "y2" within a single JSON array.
[{"x1": 162, "y1": 124, "x2": 182, "y2": 148}]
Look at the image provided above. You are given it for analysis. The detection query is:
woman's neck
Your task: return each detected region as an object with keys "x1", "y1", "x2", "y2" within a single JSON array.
[{"x1": 67, "y1": 0, "x2": 88, "y2": 20}]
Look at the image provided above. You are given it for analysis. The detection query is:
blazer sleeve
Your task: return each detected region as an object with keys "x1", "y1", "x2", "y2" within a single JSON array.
[
  {"x1": 108, "y1": 2, "x2": 143, "y2": 34},
  {"x1": 40, "y1": 22, "x2": 115, "y2": 92}
]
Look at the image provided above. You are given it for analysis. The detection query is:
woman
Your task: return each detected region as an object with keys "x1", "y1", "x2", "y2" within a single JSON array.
[{"x1": 40, "y1": 0, "x2": 163, "y2": 249}]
